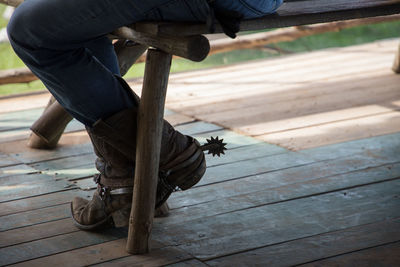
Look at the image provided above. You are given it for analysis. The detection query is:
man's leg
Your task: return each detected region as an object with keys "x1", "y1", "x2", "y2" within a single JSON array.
[
  {"x1": 7, "y1": 0, "x2": 210, "y2": 125},
  {"x1": 8, "y1": 0, "x2": 209, "y2": 229}
]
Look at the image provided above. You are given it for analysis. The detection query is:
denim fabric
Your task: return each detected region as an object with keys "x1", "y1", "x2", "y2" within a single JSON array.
[
  {"x1": 215, "y1": 0, "x2": 283, "y2": 19},
  {"x1": 8, "y1": 0, "x2": 281, "y2": 125}
]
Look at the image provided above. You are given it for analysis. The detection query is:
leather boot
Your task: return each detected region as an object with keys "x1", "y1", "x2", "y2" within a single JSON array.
[
  {"x1": 71, "y1": 77, "x2": 206, "y2": 230},
  {"x1": 71, "y1": 108, "x2": 137, "y2": 230}
]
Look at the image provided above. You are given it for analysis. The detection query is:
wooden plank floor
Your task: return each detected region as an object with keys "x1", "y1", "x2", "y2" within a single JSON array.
[
  {"x1": 164, "y1": 38, "x2": 400, "y2": 151},
  {"x1": 0, "y1": 39, "x2": 399, "y2": 266}
]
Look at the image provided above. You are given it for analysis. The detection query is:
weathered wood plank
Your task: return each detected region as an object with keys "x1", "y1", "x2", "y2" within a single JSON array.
[
  {"x1": 175, "y1": 121, "x2": 223, "y2": 136},
  {"x1": 171, "y1": 130, "x2": 400, "y2": 212},
  {"x1": 0, "y1": 228, "x2": 127, "y2": 266},
  {"x1": 0, "y1": 164, "x2": 38, "y2": 179},
  {"x1": 167, "y1": 65, "x2": 396, "y2": 116},
  {"x1": 300, "y1": 132, "x2": 400, "y2": 161},
  {"x1": 153, "y1": 179, "x2": 400, "y2": 260},
  {"x1": 203, "y1": 142, "x2": 287, "y2": 167},
  {"x1": 0, "y1": 218, "x2": 77, "y2": 248},
  {"x1": 168, "y1": 68, "x2": 396, "y2": 117},
  {"x1": 0, "y1": 181, "x2": 76, "y2": 203},
  {"x1": 29, "y1": 153, "x2": 96, "y2": 172},
  {"x1": 195, "y1": 126, "x2": 400, "y2": 190},
  {"x1": 0, "y1": 171, "x2": 81, "y2": 203},
  {"x1": 167, "y1": 68, "x2": 399, "y2": 118},
  {"x1": 0, "y1": 118, "x2": 84, "y2": 144},
  {"x1": 168, "y1": 52, "x2": 392, "y2": 95},
  {"x1": 164, "y1": 112, "x2": 195, "y2": 126},
  {"x1": 8, "y1": 239, "x2": 185, "y2": 267},
  {"x1": 0, "y1": 189, "x2": 89, "y2": 217},
  {"x1": 167, "y1": 39, "x2": 396, "y2": 86},
  {"x1": 0, "y1": 92, "x2": 50, "y2": 114},
  {"x1": 206, "y1": 219, "x2": 400, "y2": 267},
  {"x1": 194, "y1": 129, "x2": 263, "y2": 149},
  {"x1": 203, "y1": 88, "x2": 400, "y2": 136},
  {"x1": 96, "y1": 245, "x2": 192, "y2": 267},
  {"x1": 0, "y1": 108, "x2": 43, "y2": 131},
  {"x1": 196, "y1": 151, "x2": 315, "y2": 187},
  {"x1": 0, "y1": 203, "x2": 71, "y2": 232},
  {"x1": 164, "y1": 161, "x2": 400, "y2": 225},
  {"x1": 0, "y1": 200, "x2": 167, "y2": 250},
  {"x1": 7, "y1": 141, "x2": 94, "y2": 165},
  {"x1": 165, "y1": 259, "x2": 208, "y2": 267},
  {"x1": 299, "y1": 241, "x2": 400, "y2": 267},
  {"x1": 258, "y1": 111, "x2": 400, "y2": 150},
  {"x1": 166, "y1": 63, "x2": 393, "y2": 111},
  {"x1": 0, "y1": 152, "x2": 23, "y2": 168}
]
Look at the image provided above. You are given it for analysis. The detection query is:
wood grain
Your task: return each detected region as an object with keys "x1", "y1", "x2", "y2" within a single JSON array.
[
  {"x1": 155, "y1": 179, "x2": 400, "y2": 260},
  {"x1": 127, "y1": 49, "x2": 172, "y2": 253},
  {"x1": 299, "y1": 241, "x2": 400, "y2": 267},
  {"x1": 207, "y1": 219, "x2": 400, "y2": 266}
]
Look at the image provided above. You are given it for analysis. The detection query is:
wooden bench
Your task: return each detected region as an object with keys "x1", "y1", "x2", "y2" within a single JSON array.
[{"x1": 4, "y1": 0, "x2": 400, "y2": 255}]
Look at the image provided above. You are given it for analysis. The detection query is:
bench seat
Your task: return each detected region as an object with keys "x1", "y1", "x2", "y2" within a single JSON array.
[{"x1": 131, "y1": 0, "x2": 400, "y2": 36}]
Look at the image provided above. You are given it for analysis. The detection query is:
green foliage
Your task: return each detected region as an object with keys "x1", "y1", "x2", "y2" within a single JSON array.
[
  {"x1": 0, "y1": 43, "x2": 25, "y2": 69},
  {"x1": 0, "y1": 80, "x2": 45, "y2": 95},
  {"x1": 0, "y1": 5, "x2": 7, "y2": 28}
]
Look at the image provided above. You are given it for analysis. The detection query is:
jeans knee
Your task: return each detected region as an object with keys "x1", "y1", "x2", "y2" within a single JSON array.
[
  {"x1": 7, "y1": 1, "x2": 47, "y2": 48},
  {"x1": 6, "y1": 7, "x2": 23, "y2": 45}
]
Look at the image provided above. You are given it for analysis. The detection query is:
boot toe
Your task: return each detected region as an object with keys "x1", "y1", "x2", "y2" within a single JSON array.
[
  {"x1": 70, "y1": 194, "x2": 112, "y2": 231},
  {"x1": 71, "y1": 196, "x2": 89, "y2": 219}
]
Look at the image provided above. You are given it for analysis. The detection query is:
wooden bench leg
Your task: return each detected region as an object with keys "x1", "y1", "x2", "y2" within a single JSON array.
[
  {"x1": 392, "y1": 42, "x2": 400, "y2": 74},
  {"x1": 28, "y1": 96, "x2": 73, "y2": 149},
  {"x1": 126, "y1": 48, "x2": 172, "y2": 254}
]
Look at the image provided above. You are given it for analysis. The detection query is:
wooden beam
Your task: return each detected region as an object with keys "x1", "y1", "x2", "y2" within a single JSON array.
[
  {"x1": 0, "y1": 68, "x2": 37, "y2": 85},
  {"x1": 112, "y1": 27, "x2": 210, "y2": 62},
  {"x1": 0, "y1": 0, "x2": 23, "y2": 7}
]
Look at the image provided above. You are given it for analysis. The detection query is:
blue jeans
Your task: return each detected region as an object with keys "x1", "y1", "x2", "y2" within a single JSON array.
[{"x1": 8, "y1": 0, "x2": 282, "y2": 126}]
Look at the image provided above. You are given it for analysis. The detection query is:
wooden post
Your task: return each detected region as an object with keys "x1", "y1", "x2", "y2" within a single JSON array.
[
  {"x1": 28, "y1": 98, "x2": 73, "y2": 149},
  {"x1": 392, "y1": 42, "x2": 400, "y2": 74},
  {"x1": 126, "y1": 48, "x2": 172, "y2": 254}
]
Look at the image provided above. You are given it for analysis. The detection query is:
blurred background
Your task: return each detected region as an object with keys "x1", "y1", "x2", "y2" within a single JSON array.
[{"x1": 1, "y1": 4, "x2": 400, "y2": 97}]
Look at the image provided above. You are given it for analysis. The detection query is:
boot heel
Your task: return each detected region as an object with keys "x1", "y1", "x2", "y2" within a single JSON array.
[
  {"x1": 111, "y1": 205, "x2": 131, "y2": 227},
  {"x1": 178, "y1": 160, "x2": 206, "y2": 190}
]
